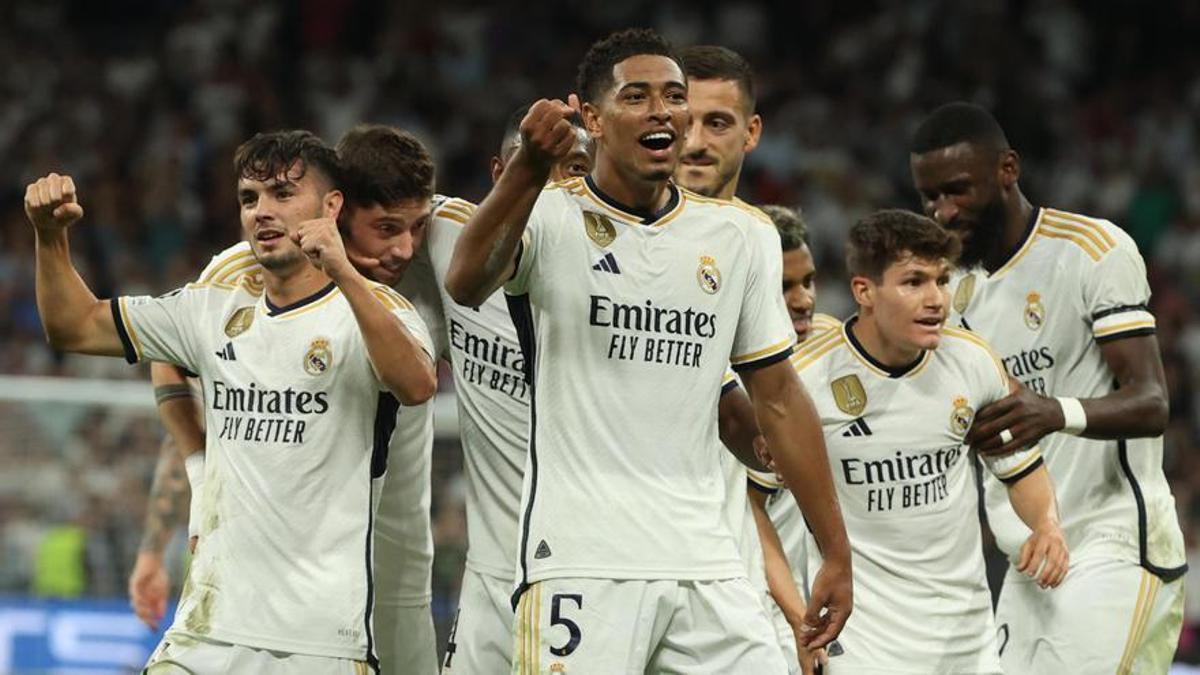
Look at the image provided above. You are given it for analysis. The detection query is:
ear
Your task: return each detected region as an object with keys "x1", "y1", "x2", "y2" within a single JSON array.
[
  {"x1": 323, "y1": 190, "x2": 344, "y2": 221},
  {"x1": 582, "y1": 101, "x2": 602, "y2": 139},
  {"x1": 998, "y1": 149, "x2": 1021, "y2": 189},
  {"x1": 489, "y1": 157, "x2": 504, "y2": 185},
  {"x1": 850, "y1": 275, "x2": 874, "y2": 309},
  {"x1": 743, "y1": 113, "x2": 763, "y2": 154}
]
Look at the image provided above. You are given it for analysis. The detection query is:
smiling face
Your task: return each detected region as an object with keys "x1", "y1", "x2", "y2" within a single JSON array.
[
  {"x1": 584, "y1": 54, "x2": 690, "y2": 185},
  {"x1": 238, "y1": 161, "x2": 334, "y2": 272},
  {"x1": 342, "y1": 198, "x2": 433, "y2": 286},
  {"x1": 855, "y1": 253, "x2": 952, "y2": 356},
  {"x1": 675, "y1": 77, "x2": 761, "y2": 199},
  {"x1": 782, "y1": 243, "x2": 817, "y2": 340}
]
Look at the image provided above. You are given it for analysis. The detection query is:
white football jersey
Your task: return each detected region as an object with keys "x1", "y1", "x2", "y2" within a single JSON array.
[
  {"x1": 403, "y1": 195, "x2": 531, "y2": 581},
  {"x1": 949, "y1": 206, "x2": 1186, "y2": 579},
  {"x1": 119, "y1": 252, "x2": 434, "y2": 660},
  {"x1": 200, "y1": 243, "x2": 440, "y2": 607},
  {"x1": 504, "y1": 176, "x2": 795, "y2": 592},
  {"x1": 792, "y1": 318, "x2": 1040, "y2": 672}
]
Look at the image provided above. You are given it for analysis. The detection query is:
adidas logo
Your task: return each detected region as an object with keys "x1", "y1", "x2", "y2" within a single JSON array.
[
  {"x1": 534, "y1": 539, "x2": 552, "y2": 559},
  {"x1": 841, "y1": 417, "x2": 872, "y2": 437},
  {"x1": 214, "y1": 342, "x2": 237, "y2": 361},
  {"x1": 591, "y1": 252, "x2": 621, "y2": 274}
]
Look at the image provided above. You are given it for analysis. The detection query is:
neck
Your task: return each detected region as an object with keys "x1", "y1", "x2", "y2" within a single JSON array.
[
  {"x1": 592, "y1": 157, "x2": 672, "y2": 213},
  {"x1": 851, "y1": 312, "x2": 922, "y2": 368},
  {"x1": 711, "y1": 166, "x2": 743, "y2": 201},
  {"x1": 984, "y1": 191, "x2": 1034, "y2": 273},
  {"x1": 262, "y1": 262, "x2": 332, "y2": 308}
]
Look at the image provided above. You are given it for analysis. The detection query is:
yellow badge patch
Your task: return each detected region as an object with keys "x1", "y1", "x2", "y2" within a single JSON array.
[
  {"x1": 831, "y1": 374, "x2": 867, "y2": 417},
  {"x1": 583, "y1": 211, "x2": 617, "y2": 247},
  {"x1": 953, "y1": 274, "x2": 976, "y2": 314},
  {"x1": 224, "y1": 307, "x2": 255, "y2": 338}
]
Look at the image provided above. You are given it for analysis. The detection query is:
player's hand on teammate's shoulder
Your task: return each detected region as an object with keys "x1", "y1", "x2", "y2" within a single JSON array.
[
  {"x1": 967, "y1": 384, "x2": 1065, "y2": 457},
  {"x1": 514, "y1": 94, "x2": 583, "y2": 172},
  {"x1": 1017, "y1": 517, "x2": 1069, "y2": 589},
  {"x1": 24, "y1": 172, "x2": 85, "y2": 232}
]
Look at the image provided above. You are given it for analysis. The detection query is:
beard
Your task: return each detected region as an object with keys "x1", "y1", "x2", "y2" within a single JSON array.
[{"x1": 952, "y1": 196, "x2": 1008, "y2": 268}]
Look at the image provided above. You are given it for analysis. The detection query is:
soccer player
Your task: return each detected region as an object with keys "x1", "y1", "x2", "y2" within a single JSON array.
[
  {"x1": 25, "y1": 129, "x2": 437, "y2": 671},
  {"x1": 446, "y1": 28, "x2": 851, "y2": 673},
  {"x1": 910, "y1": 102, "x2": 1187, "y2": 673},
  {"x1": 673, "y1": 44, "x2": 819, "y2": 674},
  {"x1": 173, "y1": 125, "x2": 446, "y2": 675},
  {"x1": 794, "y1": 209, "x2": 1067, "y2": 673}
]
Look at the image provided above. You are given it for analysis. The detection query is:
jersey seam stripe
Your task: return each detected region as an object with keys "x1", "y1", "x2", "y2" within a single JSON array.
[
  {"x1": 439, "y1": 211, "x2": 470, "y2": 225},
  {"x1": 997, "y1": 453, "x2": 1043, "y2": 483},
  {"x1": 790, "y1": 328, "x2": 841, "y2": 359},
  {"x1": 731, "y1": 338, "x2": 794, "y2": 365},
  {"x1": 1135, "y1": 577, "x2": 1162, "y2": 665},
  {"x1": 1126, "y1": 573, "x2": 1158, "y2": 674},
  {"x1": 110, "y1": 298, "x2": 141, "y2": 364},
  {"x1": 1037, "y1": 226, "x2": 1102, "y2": 260},
  {"x1": 1095, "y1": 327, "x2": 1156, "y2": 344},
  {"x1": 200, "y1": 250, "x2": 253, "y2": 282},
  {"x1": 1044, "y1": 208, "x2": 1117, "y2": 247},
  {"x1": 440, "y1": 200, "x2": 476, "y2": 214},
  {"x1": 1117, "y1": 571, "x2": 1150, "y2": 674},
  {"x1": 1094, "y1": 319, "x2": 1156, "y2": 336},
  {"x1": 215, "y1": 258, "x2": 260, "y2": 284},
  {"x1": 1040, "y1": 215, "x2": 1113, "y2": 253},
  {"x1": 1092, "y1": 304, "x2": 1150, "y2": 320},
  {"x1": 791, "y1": 337, "x2": 845, "y2": 372},
  {"x1": 942, "y1": 328, "x2": 1008, "y2": 386},
  {"x1": 1117, "y1": 439, "x2": 1189, "y2": 582}
]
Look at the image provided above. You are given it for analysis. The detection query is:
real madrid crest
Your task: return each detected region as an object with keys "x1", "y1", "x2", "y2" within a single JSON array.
[
  {"x1": 1023, "y1": 291, "x2": 1045, "y2": 331},
  {"x1": 950, "y1": 395, "x2": 975, "y2": 436},
  {"x1": 223, "y1": 307, "x2": 255, "y2": 338},
  {"x1": 583, "y1": 211, "x2": 617, "y2": 247},
  {"x1": 304, "y1": 337, "x2": 333, "y2": 376},
  {"x1": 697, "y1": 255, "x2": 721, "y2": 294},
  {"x1": 953, "y1": 274, "x2": 976, "y2": 314},
  {"x1": 831, "y1": 374, "x2": 867, "y2": 417}
]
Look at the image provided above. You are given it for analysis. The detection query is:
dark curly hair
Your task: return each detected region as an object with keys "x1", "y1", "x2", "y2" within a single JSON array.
[
  {"x1": 846, "y1": 209, "x2": 961, "y2": 281},
  {"x1": 336, "y1": 124, "x2": 435, "y2": 208},
  {"x1": 232, "y1": 129, "x2": 341, "y2": 189},
  {"x1": 576, "y1": 28, "x2": 682, "y2": 104}
]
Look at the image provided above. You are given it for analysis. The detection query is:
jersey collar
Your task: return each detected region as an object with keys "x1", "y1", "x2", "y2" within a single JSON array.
[
  {"x1": 843, "y1": 316, "x2": 930, "y2": 379},
  {"x1": 583, "y1": 175, "x2": 681, "y2": 225},
  {"x1": 264, "y1": 281, "x2": 337, "y2": 317},
  {"x1": 987, "y1": 206, "x2": 1041, "y2": 278}
]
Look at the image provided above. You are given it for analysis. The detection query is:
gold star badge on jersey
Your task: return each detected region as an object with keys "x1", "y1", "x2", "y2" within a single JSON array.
[
  {"x1": 831, "y1": 374, "x2": 867, "y2": 417},
  {"x1": 583, "y1": 211, "x2": 616, "y2": 247},
  {"x1": 697, "y1": 255, "x2": 721, "y2": 294},
  {"x1": 953, "y1": 274, "x2": 976, "y2": 314},
  {"x1": 224, "y1": 306, "x2": 255, "y2": 338},
  {"x1": 950, "y1": 395, "x2": 974, "y2": 436},
  {"x1": 1024, "y1": 291, "x2": 1045, "y2": 331},
  {"x1": 304, "y1": 337, "x2": 333, "y2": 376}
]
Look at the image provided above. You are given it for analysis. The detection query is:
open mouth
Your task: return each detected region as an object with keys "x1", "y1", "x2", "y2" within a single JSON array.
[
  {"x1": 916, "y1": 316, "x2": 944, "y2": 327},
  {"x1": 256, "y1": 229, "x2": 285, "y2": 243},
  {"x1": 639, "y1": 130, "x2": 675, "y2": 152}
]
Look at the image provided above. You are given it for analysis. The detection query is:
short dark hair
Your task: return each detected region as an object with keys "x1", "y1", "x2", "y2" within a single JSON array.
[
  {"x1": 233, "y1": 130, "x2": 341, "y2": 188},
  {"x1": 679, "y1": 45, "x2": 755, "y2": 112},
  {"x1": 846, "y1": 209, "x2": 961, "y2": 281},
  {"x1": 576, "y1": 28, "x2": 682, "y2": 104},
  {"x1": 336, "y1": 124, "x2": 435, "y2": 208},
  {"x1": 760, "y1": 204, "x2": 807, "y2": 251},
  {"x1": 498, "y1": 105, "x2": 587, "y2": 160},
  {"x1": 911, "y1": 102, "x2": 1010, "y2": 156}
]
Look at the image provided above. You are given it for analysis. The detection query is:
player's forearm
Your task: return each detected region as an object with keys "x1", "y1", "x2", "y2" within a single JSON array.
[
  {"x1": 750, "y1": 488, "x2": 808, "y2": 627},
  {"x1": 1006, "y1": 464, "x2": 1060, "y2": 531},
  {"x1": 445, "y1": 152, "x2": 546, "y2": 306},
  {"x1": 718, "y1": 387, "x2": 769, "y2": 471},
  {"x1": 152, "y1": 362, "x2": 206, "y2": 458},
  {"x1": 34, "y1": 229, "x2": 122, "y2": 355},
  {"x1": 747, "y1": 365, "x2": 851, "y2": 565},
  {"x1": 1073, "y1": 385, "x2": 1168, "y2": 439},
  {"x1": 338, "y1": 273, "x2": 436, "y2": 404},
  {"x1": 139, "y1": 434, "x2": 191, "y2": 555}
]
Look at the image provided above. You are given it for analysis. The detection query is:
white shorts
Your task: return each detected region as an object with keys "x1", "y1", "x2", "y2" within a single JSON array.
[
  {"x1": 511, "y1": 577, "x2": 788, "y2": 674},
  {"x1": 995, "y1": 556, "x2": 1184, "y2": 674},
  {"x1": 375, "y1": 602, "x2": 438, "y2": 675},
  {"x1": 144, "y1": 634, "x2": 371, "y2": 674},
  {"x1": 442, "y1": 568, "x2": 514, "y2": 674}
]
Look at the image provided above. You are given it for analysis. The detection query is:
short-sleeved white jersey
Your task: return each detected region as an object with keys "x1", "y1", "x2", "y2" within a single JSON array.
[
  {"x1": 949, "y1": 207, "x2": 1186, "y2": 579},
  {"x1": 120, "y1": 251, "x2": 433, "y2": 660},
  {"x1": 402, "y1": 195, "x2": 531, "y2": 580},
  {"x1": 504, "y1": 176, "x2": 795, "y2": 592},
  {"x1": 790, "y1": 318, "x2": 1040, "y2": 672}
]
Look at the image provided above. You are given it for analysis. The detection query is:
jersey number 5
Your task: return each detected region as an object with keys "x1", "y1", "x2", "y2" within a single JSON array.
[{"x1": 549, "y1": 593, "x2": 583, "y2": 656}]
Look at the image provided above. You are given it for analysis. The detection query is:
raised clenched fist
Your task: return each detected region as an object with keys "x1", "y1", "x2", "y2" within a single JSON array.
[{"x1": 25, "y1": 173, "x2": 85, "y2": 232}]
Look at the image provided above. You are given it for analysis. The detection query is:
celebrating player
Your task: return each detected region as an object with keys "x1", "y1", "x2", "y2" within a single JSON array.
[
  {"x1": 911, "y1": 101, "x2": 1186, "y2": 673},
  {"x1": 446, "y1": 28, "x2": 851, "y2": 673},
  {"x1": 26, "y1": 129, "x2": 437, "y2": 671},
  {"x1": 795, "y1": 209, "x2": 1066, "y2": 672}
]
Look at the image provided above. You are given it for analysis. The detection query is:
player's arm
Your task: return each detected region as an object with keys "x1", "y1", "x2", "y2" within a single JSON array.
[
  {"x1": 1003, "y1": 462, "x2": 1068, "y2": 589},
  {"x1": 151, "y1": 362, "x2": 206, "y2": 545},
  {"x1": 25, "y1": 173, "x2": 124, "y2": 356},
  {"x1": 129, "y1": 433, "x2": 189, "y2": 630},
  {"x1": 295, "y1": 210, "x2": 436, "y2": 405},
  {"x1": 741, "y1": 360, "x2": 851, "y2": 649},
  {"x1": 718, "y1": 384, "x2": 769, "y2": 471},
  {"x1": 445, "y1": 97, "x2": 580, "y2": 307}
]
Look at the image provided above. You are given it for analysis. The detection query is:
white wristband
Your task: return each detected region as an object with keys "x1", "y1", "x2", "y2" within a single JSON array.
[
  {"x1": 184, "y1": 452, "x2": 206, "y2": 538},
  {"x1": 1056, "y1": 397, "x2": 1087, "y2": 435}
]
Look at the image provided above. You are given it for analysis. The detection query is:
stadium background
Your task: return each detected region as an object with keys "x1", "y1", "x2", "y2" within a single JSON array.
[{"x1": 1, "y1": 0, "x2": 1199, "y2": 670}]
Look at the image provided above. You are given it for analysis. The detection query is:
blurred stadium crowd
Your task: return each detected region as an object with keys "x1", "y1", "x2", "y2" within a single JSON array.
[{"x1": 2, "y1": 0, "x2": 1200, "y2": 661}]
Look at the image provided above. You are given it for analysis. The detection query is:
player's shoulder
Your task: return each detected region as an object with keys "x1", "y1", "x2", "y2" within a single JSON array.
[
  {"x1": 676, "y1": 189, "x2": 774, "y2": 229},
  {"x1": 367, "y1": 281, "x2": 417, "y2": 312},
  {"x1": 431, "y1": 194, "x2": 478, "y2": 227},
  {"x1": 1035, "y1": 206, "x2": 1132, "y2": 263},
  {"x1": 790, "y1": 322, "x2": 848, "y2": 373},
  {"x1": 811, "y1": 312, "x2": 842, "y2": 336},
  {"x1": 198, "y1": 241, "x2": 258, "y2": 284},
  {"x1": 938, "y1": 326, "x2": 1006, "y2": 378}
]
